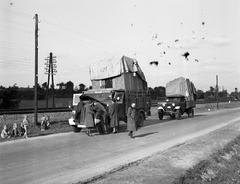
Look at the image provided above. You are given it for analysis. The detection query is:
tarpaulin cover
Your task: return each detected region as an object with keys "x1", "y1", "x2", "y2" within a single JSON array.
[
  {"x1": 166, "y1": 77, "x2": 196, "y2": 98},
  {"x1": 89, "y1": 55, "x2": 146, "y2": 81}
]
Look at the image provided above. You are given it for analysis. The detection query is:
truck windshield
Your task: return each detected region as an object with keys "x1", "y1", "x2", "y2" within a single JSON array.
[{"x1": 83, "y1": 93, "x2": 112, "y2": 105}]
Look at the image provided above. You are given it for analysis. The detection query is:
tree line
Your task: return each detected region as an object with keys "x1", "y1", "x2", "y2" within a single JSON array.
[
  {"x1": 0, "y1": 83, "x2": 239, "y2": 109},
  {"x1": 0, "y1": 82, "x2": 91, "y2": 109}
]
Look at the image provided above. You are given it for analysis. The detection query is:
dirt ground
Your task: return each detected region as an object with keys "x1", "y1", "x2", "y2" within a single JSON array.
[{"x1": 82, "y1": 120, "x2": 240, "y2": 184}]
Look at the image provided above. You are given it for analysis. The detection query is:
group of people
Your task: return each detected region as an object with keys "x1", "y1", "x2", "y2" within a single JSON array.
[
  {"x1": 1, "y1": 115, "x2": 29, "y2": 139},
  {"x1": 75, "y1": 96, "x2": 138, "y2": 139}
]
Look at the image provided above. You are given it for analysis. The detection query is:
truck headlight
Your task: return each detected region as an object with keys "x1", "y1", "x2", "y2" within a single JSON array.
[
  {"x1": 72, "y1": 110, "x2": 76, "y2": 115},
  {"x1": 172, "y1": 103, "x2": 175, "y2": 107}
]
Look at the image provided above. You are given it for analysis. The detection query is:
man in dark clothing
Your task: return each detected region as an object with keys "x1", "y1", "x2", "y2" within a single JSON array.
[
  {"x1": 75, "y1": 98, "x2": 84, "y2": 124},
  {"x1": 92, "y1": 101, "x2": 108, "y2": 134},
  {"x1": 108, "y1": 98, "x2": 119, "y2": 133}
]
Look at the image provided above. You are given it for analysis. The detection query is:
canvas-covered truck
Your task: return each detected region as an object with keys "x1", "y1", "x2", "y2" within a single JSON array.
[
  {"x1": 69, "y1": 55, "x2": 151, "y2": 133},
  {"x1": 157, "y1": 77, "x2": 196, "y2": 120}
]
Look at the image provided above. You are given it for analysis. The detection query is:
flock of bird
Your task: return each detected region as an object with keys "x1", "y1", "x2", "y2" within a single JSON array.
[{"x1": 146, "y1": 21, "x2": 207, "y2": 67}]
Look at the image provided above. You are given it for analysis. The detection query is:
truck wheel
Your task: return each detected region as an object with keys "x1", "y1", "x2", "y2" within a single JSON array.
[
  {"x1": 137, "y1": 112, "x2": 144, "y2": 127},
  {"x1": 158, "y1": 111, "x2": 163, "y2": 120},
  {"x1": 176, "y1": 110, "x2": 181, "y2": 120},
  {"x1": 96, "y1": 123, "x2": 104, "y2": 134},
  {"x1": 72, "y1": 125, "x2": 82, "y2": 133}
]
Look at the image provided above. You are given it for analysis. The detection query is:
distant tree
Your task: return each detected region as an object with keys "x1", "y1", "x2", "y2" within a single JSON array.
[
  {"x1": 196, "y1": 89, "x2": 204, "y2": 100},
  {"x1": 204, "y1": 86, "x2": 215, "y2": 101},
  {"x1": 149, "y1": 86, "x2": 165, "y2": 99},
  {"x1": 65, "y1": 81, "x2": 74, "y2": 97},
  {"x1": 78, "y1": 83, "x2": 86, "y2": 92},
  {"x1": 218, "y1": 89, "x2": 228, "y2": 100},
  {"x1": 0, "y1": 84, "x2": 21, "y2": 109},
  {"x1": 42, "y1": 82, "x2": 48, "y2": 91},
  {"x1": 33, "y1": 83, "x2": 45, "y2": 100},
  {"x1": 230, "y1": 87, "x2": 240, "y2": 100},
  {"x1": 56, "y1": 82, "x2": 65, "y2": 90}
]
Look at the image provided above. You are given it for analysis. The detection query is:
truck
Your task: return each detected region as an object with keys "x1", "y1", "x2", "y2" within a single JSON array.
[
  {"x1": 69, "y1": 55, "x2": 151, "y2": 133},
  {"x1": 157, "y1": 77, "x2": 196, "y2": 120}
]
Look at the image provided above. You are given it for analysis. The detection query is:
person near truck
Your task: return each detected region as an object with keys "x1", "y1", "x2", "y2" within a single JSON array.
[
  {"x1": 127, "y1": 103, "x2": 137, "y2": 139},
  {"x1": 84, "y1": 100, "x2": 95, "y2": 137},
  {"x1": 92, "y1": 101, "x2": 108, "y2": 134},
  {"x1": 108, "y1": 98, "x2": 119, "y2": 133},
  {"x1": 75, "y1": 97, "x2": 84, "y2": 124}
]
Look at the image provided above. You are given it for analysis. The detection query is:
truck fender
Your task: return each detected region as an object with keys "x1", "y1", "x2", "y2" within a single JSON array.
[{"x1": 157, "y1": 106, "x2": 165, "y2": 111}]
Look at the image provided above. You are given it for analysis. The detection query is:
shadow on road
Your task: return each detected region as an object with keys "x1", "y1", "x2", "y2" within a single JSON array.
[
  {"x1": 145, "y1": 114, "x2": 207, "y2": 127},
  {"x1": 134, "y1": 131, "x2": 158, "y2": 138}
]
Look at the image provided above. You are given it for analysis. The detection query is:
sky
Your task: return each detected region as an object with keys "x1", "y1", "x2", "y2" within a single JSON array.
[{"x1": 0, "y1": 0, "x2": 240, "y2": 92}]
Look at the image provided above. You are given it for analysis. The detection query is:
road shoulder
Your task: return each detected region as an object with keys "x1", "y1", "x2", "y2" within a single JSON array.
[{"x1": 85, "y1": 120, "x2": 240, "y2": 184}]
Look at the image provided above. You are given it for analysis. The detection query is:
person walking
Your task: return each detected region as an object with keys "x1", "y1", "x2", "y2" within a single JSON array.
[
  {"x1": 84, "y1": 101, "x2": 95, "y2": 137},
  {"x1": 127, "y1": 103, "x2": 137, "y2": 138},
  {"x1": 108, "y1": 98, "x2": 119, "y2": 133}
]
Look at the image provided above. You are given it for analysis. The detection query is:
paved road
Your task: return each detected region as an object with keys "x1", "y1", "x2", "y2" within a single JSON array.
[{"x1": 1, "y1": 108, "x2": 240, "y2": 184}]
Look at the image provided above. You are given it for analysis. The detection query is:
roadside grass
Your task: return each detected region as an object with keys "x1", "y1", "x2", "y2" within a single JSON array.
[
  {"x1": 173, "y1": 135, "x2": 240, "y2": 184},
  {"x1": 0, "y1": 112, "x2": 72, "y2": 143}
]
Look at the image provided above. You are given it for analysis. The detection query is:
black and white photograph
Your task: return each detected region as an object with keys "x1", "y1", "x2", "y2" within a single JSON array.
[{"x1": 1, "y1": 0, "x2": 240, "y2": 183}]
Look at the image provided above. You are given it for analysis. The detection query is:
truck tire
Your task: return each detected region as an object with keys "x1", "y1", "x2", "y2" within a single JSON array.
[
  {"x1": 158, "y1": 111, "x2": 163, "y2": 120},
  {"x1": 96, "y1": 123, "x2": 105, "y2": 134},
  {"x1": 72, "y1": 125, "x2": 82, "y2": 133},
  {"x1": 191, "y1": 109, "x2": 194, "y2": 118},
  {"x1": 137, "y1": 112, "x2": 144, "y2": 127},
  {"x1": 176, "y1": 110, "x2": 181, "y2": 120}
]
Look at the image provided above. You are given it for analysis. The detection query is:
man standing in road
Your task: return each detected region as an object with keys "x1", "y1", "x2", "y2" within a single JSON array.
[
  {"x1": 127, "y1": 103, "x2": 137, "y2": 138},
  {"x1": 108, "y1": 98, "x2": 119, "y2": 133}
]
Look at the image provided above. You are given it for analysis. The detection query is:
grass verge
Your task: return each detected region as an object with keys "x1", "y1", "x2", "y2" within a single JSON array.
[{"x1": 173, "y1": 135, "x2": 240, "y2": 184}]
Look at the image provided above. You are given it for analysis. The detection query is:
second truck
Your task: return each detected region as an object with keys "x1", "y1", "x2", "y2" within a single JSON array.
[{"x1": 157, "y1": 77, "x2": 196, "y2": 120}]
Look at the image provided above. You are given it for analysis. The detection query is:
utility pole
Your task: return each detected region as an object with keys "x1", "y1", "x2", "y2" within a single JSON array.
[
  {"x1": 50, "y1": 53, "x2": 55, "y2": 107},
  {"x1": 44, "y1": 52, "x2": 57, "y2": 108},
  {"x1": 45, "y1": 57, "x2": 50, "y2": 108},
  {"x1": 216, "y1": 75, "x2": 219, "y2": 109},
  {"x1": 34, "y1": 14, "x2": 38, "y2": 125}
]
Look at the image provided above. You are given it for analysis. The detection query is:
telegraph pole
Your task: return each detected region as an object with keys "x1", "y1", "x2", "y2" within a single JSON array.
[
  {"x1": 44, "y1": 52, "x2": 57, "y2": 108},
  {"x1": 216, "y1": 75, "x2": 219, "y2": 109},
  {"x1": 34, "y1": 14, "x2": 38, "y2": 125},
  {"x1": 50, "y1": 53, "x2": 55, "y2": 107}
]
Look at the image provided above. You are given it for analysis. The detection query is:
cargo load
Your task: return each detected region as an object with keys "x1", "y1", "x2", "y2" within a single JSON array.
[
  {"x1": 89, "y1": 55, "x2": 147, "y2": 91},
  {"x1": 166, "y1": 77, "x2": 196, "y2": 101}
]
